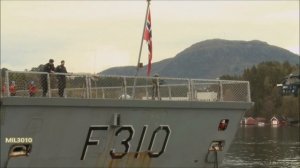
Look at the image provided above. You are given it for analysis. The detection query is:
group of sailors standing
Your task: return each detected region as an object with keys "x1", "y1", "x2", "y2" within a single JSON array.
[
  {"x1": 2, "y1": 59, "x2": 67, "y2": 97},
  {"x1": 2, "y1": 59, "x2": 163, "y2": 99},
  {"x1": 41, "y1": 59, "x2": 67, "y2": 97}
]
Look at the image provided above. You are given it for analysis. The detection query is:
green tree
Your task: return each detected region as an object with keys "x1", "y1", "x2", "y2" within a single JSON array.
[{"x1": 221, "y1": 61, "x2": 299, "y2": 119}]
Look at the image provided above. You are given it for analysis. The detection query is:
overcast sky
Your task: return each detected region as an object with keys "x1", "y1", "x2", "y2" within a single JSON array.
[{"x1": 1, "y1": 0, "x2": 299, "y2": 73}]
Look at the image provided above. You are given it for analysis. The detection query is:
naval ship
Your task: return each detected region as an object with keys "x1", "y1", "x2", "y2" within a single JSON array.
[{"x1": 1, "y1": 70, "x2": 252, "y2": 167}]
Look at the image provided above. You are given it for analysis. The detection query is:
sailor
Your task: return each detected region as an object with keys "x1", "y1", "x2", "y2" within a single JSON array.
[
  {"x1": 152, "y1": 73, "x2": 160, "y2": 100},
  {"x1": 55, "y1": 60, "x2": 67, "y2": 97},
  {"x1": 41, "y1": 59, "x2": 55, "y2": 97},
  {"x1": 28, "y1": 81, "x2": 38, "y2": 97},
  {"x1": 1, "y1": 82, "x2": 6, "y2": 95},
  {"x1": 9, "y1": 81, "x2": 16, "y2": 96}
]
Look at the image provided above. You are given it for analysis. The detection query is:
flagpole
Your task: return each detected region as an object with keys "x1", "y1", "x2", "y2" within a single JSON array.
[
  {"x1": 132, "y1": 0, "x2": 151, "y2": 98},
  {"x1": 136, "y1": 0, "x2": 150, "y2": 76}
]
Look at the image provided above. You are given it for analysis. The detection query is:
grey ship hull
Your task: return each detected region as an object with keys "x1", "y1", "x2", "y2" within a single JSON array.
[{"x1": 1, "y1": 97, "x2": 251, "y2": 168}]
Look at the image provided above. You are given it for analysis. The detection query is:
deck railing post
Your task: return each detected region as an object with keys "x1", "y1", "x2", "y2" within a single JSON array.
[
  {"x1": 94, "y1": 79, "x2": 98, "y2": 99},
  {"x1": 123, "y1": 77, "x2": 127, "y2": 99},
  {"x1": 5, "y1": 71, "x2": 10, "y2": 97},
  {"x1": 157, "y1": 77, "x2": 161, "y2": 100},
  {"x1": 189, "y1": 79, "x2": 194, "y2": 101},
  {"x1": 219, "y1": 81, "x2": 223, "y2": 101},
  {"x1": 145, "y1": 79, "x2": 149, "y2": 100},
  {"x1": 247, "y1": 82, "x2": 251, "y2": 102},
  {"x1": 89, "y1": 76, "x2": 92, "y2": 98},
  {"x1": 102, "y1": 87, "x2": 105, "y2": 99},
  {"x1": 168, "y1": 85, "x2": 171, "y2": 100},
  {"x1": 85, "y1": 75, "x2": 90, "y2": 99},
  {"x1": 47, "y1": 73, "x2": 51, "y2": 98}
]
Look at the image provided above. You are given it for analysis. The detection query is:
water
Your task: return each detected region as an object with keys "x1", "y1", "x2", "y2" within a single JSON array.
[{"x1": 222, "y1": 125, "x2": 300, "y2": 168}]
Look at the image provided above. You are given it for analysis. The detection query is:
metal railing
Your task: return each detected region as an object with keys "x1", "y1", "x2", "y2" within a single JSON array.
[{"x1": 1, "y1": 71, "x2": 251, "y2": 102}]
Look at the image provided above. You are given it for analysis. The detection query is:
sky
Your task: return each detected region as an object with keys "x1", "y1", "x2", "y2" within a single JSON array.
[{"x1": 1, "y1": 0, "x2": 299, "y2": 73}]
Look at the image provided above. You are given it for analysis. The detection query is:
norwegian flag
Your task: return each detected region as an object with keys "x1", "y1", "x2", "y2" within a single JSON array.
[{"x1": 144, "y1": 9, "x2": 152, "y2": 76}]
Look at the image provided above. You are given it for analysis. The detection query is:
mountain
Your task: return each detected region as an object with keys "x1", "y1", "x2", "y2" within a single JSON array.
[{"x1": 100, "y1": 39, "x2": 299, "y2": 79}]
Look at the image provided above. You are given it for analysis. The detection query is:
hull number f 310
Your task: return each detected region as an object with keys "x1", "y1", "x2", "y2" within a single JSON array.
[{"x1": 81, "y1": 125, "x2": 171, "y2": 160}]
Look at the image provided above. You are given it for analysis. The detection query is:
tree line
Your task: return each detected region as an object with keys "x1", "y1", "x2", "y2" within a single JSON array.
[{"x1": 220, "y1": 61, "x2": 299, "y2": 119}]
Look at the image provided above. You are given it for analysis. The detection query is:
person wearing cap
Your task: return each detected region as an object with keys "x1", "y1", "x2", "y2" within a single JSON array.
[
  {"x1": 41, "y1": 59, "x2": 55, "y2": 96},
  {"x1": 55, "y1": 60, "x2": 67, "y2": 97}
]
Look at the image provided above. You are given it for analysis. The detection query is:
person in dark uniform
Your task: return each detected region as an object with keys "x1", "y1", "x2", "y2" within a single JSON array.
[
  {"x1": 55, "y1": 60, "x2": 67, "y2": 97},
  {"x1": 41, "y1": 59, "x2": 55, "y2": 97},
  {"x1": 152, "y1": 74, "x2": 159, "y2": 100}
]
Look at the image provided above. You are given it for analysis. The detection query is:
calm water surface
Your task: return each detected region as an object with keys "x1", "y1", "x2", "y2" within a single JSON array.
[{"x1": 222, "y1": 126, "x2": 300, "y2": 168}]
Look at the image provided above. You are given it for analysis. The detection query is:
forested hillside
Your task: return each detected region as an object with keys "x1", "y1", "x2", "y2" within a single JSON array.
[{"x1": 220, "y1": 61, "x2": 299, "y2": 119}]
